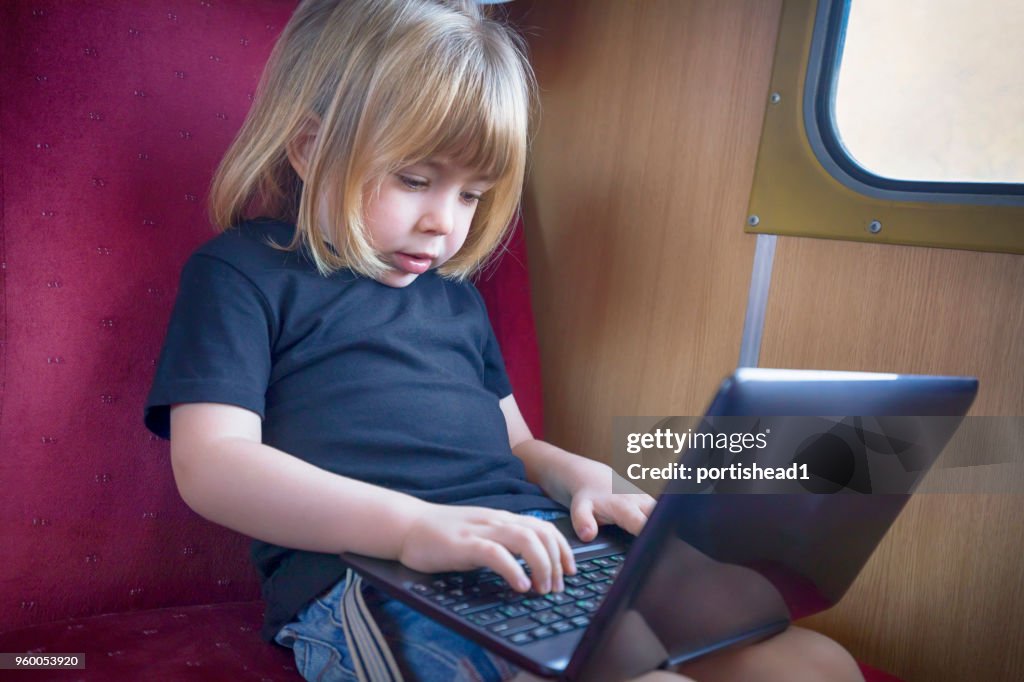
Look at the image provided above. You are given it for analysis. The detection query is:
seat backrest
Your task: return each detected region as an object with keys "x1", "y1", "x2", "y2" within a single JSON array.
[{"x1": 1, "y1": 0, "x2": 543, "y2": 633}]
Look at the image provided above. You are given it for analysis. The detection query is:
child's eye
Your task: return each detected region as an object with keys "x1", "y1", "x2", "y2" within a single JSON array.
[
  {"x1": 461, "y1": 192, "x2": 483, "y2": 204},
  {"x1": 398, "y1": 175, "x2": 427, "y2": 190}
]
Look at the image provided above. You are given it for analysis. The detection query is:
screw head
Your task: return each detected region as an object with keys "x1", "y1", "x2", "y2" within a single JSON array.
[
  {"x1": 868, "y1": 220, "x2": 882, "y2": 234},
  {"x1": 747, "y1": 215, "x2": 760, "y2": 227},
  {"x1": 769, "y1": 92, "x2": 781, "y2": 104}
]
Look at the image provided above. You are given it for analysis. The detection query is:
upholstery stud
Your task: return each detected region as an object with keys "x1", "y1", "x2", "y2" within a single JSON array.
[
  {"x1": 40, "y1": 210, "x2": 55, "y2": 217},
  {"x1": 83, "y1": 47, "x2": 98, "y2": 57},
  {"x1": 128, "y1": 587, "x2": 143, "y2": 597},
  {"x1": 35, "y1": 142, "x2": 50, "y2": 149},
  {"x1": 85, "y1": 554, "x2": 99, "y2": 564},
  {"x1": 95, "y1": 246, "x2": 112, "y2": 255},
  {"x1": 100, "y1": 319, "x2": 115, "y2": 329},
  {"x1": 46, "y1": 356, "x2": 63, "y2": 364},
  {"x1": 31, "y1": 518, "x2": 51, "y2": 526},
  {"x1": 46, "y1": 280, "x2": 62, "y2": 288},
  {"x1": 88, "y1": 111, "x2": 103, "y2": 121},
  {"x1": 94, "y1": 473, "x2": 112, "y2": 483},
  {"x1": 40, "y1": 436, "x2": 58, "y2": 444},
  {"x1": 141, "y1": 629, "x2": 159, "y2": 636}
]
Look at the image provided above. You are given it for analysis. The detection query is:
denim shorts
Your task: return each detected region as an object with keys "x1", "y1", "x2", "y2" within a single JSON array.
[{"x1": 274, "y1": 509, "x2": 568, "y2": 682}]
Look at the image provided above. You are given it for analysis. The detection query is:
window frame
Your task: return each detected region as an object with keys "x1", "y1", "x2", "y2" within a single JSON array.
[
  {"x1": 744, "y1": 0, "x2": 1024, "y2": 254},
  {"x1": 807, "y1": 0, "x2": 1024, "y2": 206}
]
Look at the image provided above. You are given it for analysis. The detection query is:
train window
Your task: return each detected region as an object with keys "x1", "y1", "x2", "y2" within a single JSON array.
[
  {"x1": 831, "y1": 0, "x2": 1024, "y2": 187},
  {"x1": 745, "y1": 0, "x2": 1024, "y2": 253}
]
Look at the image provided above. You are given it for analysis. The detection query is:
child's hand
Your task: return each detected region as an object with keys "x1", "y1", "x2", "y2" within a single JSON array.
[
  {"x1": 397, "y1": 504, "x2": 576, "y2": 594},
  {"x1": 568, "y1": 461, "x2": 656, "y2": 542}
]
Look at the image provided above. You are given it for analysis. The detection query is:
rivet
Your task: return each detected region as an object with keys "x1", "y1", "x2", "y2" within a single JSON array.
[
  {"x1": 100, "y1": 394, "x2": 115, "y2": 404},
  {"x1": 88, "y1": 112, "x2": 103, "y2": 121},
  {"x1": 128, "y1": 27, "x2": 141, "y2": 37},
  {"x1": 143, "y1": 219, "x2": 156, "y2": 226},
  {"x1": 32, "y1": 8, "x2": 46, "y2": 16},
  {"x1": 41, "y1": 436, "x2": 58, "y2": 444},
  {"x1": 95, "y1": 246, "x2": 112, "y2": 255},
  {"x1": 216, "y1": 578, "x2": 232, "y2": 586},
  {"x1": 747, "y1": 215, "x2": 760, "y2": 227},
  {"x1": 172, "y1": 613, "x2": 188, "y2": 620},
  {"x1": 142, "y1": 511, "x2": 158, "y2": 519},
  {"x1": 265, "y1": 24, "x2": 276, "y2": 31},
  {"x1": 769, "y1": 92, "x2": 781, "y2": 104},
  {"x1": 240, "y1": 37, "x2": 250, "y2": 47},
  {"x1": 868, "y1": 220, "x2": 882, "y2": 234},
  {"x1": 200, "y1": 0, "x2": 212, "y2": 6},
  {"x1": 138, "y1": 152, "x2": 150, "y2": 161},
  {"x1": 215, "y1": 112, "x2": 228, "y2": 121},
  {"x1": 46, "y1": 356, "x2": 65, "y2": 364},
  {"x1": 133, "y1": 89, "x2": 146, "y2": 98},
  {"x1": 107, "y1": 651, "x2": 124, "y2": 658},
  {"x1": 66, "y1": 624, "x2": 85, "y2": 631},
  {"x1": 100, "y1": 318, "x2": 115, "y2": 329},
  {"x1": 208, "y1": 54, "x2": 222, "y2": 63},
  {"x1": 47, "y1": 280, "x2": 63, "y2": 288},
  {"x1": 147, "y1": 286, "x2": 163, "y2": 295},
  {"x1": 28, "y1": 647, "x2": 45, "y2": 654},
  {"x1": 35, "y1": 74, "x2": 48, "y2": 83},
  {"x1": 167, "y1": 12, "x2": 177, "y2": 21},
  {"x1": 246, "y1": 92, "x2": 254, "y2": 102},
  {"x1": 186, "y1": 661, "x2": 201, "y2": 668},
  {"x1": 239, "y1": 625, "x2": 253, "y2": 632},
  {"x1": 92, "y1": 177, "x2": 107, "y2": 188},
  {"x1": 32, "y1": 517, "x2": 51, "y2": 526},
  {"x1": 85, "y1": 554, "x2": 99, "y2": 564},
  {"x1": 184, "y1": 193, "x2": 198, "y2": 202},
  {"x1": 182, "y1": 545, "x2": 197, "y2": 556},
  {"x1": 36, "y1": 142, "x2": 51, "y2": 150},
  {"x1": 174, "y1": 70, "x2": 186, "y2": 79},
  {"x1": 149, "y1": 434, "x2": 160, "y2": 442},
  {"x1": 214, "y1": 642, "x2": 228, "y2": 648},
  {"x1": 41, "y1": 210, "x2": 56, "y2": 217},
  {"x1": 178, "y1": 130, "x2": 193, "y2": 140},
  {"x1": 21, "y1": 601, "x2": 37, "y2": 610},
  {"x1": 83, "y1": 47, "x2": 98, "y2": 57},
  {"x1": 95, "y1": 473, "x2": 112, "y2": 483},
  {"x1": 128, "y1": 587, "x2": 144, "y2": 596},
  {"x1": 142, "y1": 629, "x2": 159, "y2": 636}
]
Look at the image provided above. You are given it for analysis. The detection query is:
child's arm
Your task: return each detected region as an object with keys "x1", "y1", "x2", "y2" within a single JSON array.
[
  {"x1": 500, "y1": 396, "x2": 656, "y2": 542},
  {"x1": 171, "y1": 402, "x2": 574, "y2": 593}
]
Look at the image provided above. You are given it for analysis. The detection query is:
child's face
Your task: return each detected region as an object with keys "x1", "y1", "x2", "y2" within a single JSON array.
[{"x1": 363, "y1": 158, "x2": 494, "y2": 288}]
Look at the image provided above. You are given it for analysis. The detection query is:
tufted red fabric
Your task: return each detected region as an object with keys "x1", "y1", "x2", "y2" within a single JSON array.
[
  {"x1": 1, "y1": 1, "x2": 895, "y2": 681},
  {"x1": 0, "y1": 0, "x2": 544, "y2": 675}
]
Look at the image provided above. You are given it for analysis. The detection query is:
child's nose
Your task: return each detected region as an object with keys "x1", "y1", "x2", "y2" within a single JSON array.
[{"x1": 417, "y1": 199, "x2": 456, "y2": 236}]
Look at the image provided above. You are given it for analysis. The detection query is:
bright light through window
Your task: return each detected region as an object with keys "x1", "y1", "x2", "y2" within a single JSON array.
[{"x1": 833, "y1": 0, "x2": 1024, "y2": 185}]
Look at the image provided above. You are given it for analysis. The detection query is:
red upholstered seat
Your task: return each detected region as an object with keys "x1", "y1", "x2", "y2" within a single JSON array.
[{"x1": 0, "y1": 2, "x2": 895, "y2": 680}]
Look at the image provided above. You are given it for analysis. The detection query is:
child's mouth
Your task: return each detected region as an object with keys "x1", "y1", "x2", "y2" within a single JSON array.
[{"x1": 392, "y1": 252, "x2": 434, "y2": 275}]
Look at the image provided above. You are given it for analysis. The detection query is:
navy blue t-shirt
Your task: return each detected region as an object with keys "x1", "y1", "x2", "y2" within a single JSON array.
[{"x1": 144, "y1": 219, "x2": 560, "y2": 642}]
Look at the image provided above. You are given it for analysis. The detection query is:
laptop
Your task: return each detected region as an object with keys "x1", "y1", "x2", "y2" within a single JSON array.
[{"x1": 341, "y1": 368, "x2": 978, "y2": 681}]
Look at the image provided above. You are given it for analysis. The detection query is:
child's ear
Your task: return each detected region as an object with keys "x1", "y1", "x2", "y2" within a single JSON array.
[{"x1": 285, "y1": 118, "x2": 321, "y2": 182}]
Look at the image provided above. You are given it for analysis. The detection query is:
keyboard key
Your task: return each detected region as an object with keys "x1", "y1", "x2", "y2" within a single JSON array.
[
  {"x1": 564, "y1": 574, "x2": 592, "y2": 587},
  {"x1": 587, "y1": 581, "x2": 611, "y2": 595},
  {"x1": 545, "y1": 592, "x2": 574, "y2": 605},
  {"x1": 509, "y1": 632, "x2": 533, "y2": 645},
  {"x1": 554, "y1": 604, "x2": 584, "y2": 618},
  {"x1": 529, "y1": 626, "x2": 556, "y2": 640},
  {"x1": 491, "y1": 615, "x2": 541, "y2": 637},
  {"x1": 468, "y1": 609, "x2": 506, "y2": 627},
  {"x1": 571, "y1": 615, "x2": 590, "y2": 628},
  {"x1": 576, "y1": 599, "x2": 600, "y2": 613},
  {"x1": 564, "y1": 587, "x2": 590, "y2": 599},
  {"x1": 591, "y1": 557, "x2": 615, "y2": 568},
  {"x1": 551, "y1": 620, "x2": 575, "y2": 634},
  {"x1": 531, "y1": 611, "x2": 563, "y2": 625},
  {"x1": 521, "y1": 598, "x2": 552, "y2": 612},
  {"x1": 498, "y1": 604, "x2": 530, "y2": 618},
  {"x1": 410, "y1": 584, "x2": 435, "y2": 596}
]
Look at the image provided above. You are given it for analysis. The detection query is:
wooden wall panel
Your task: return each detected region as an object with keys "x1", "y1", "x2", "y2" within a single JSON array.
[
  {"x1": 762, "y1": 237, "x2": 1024, "y2": 681},
  {"x1": 513, "y1": 1, "x2": 1024, "y2": 680},
  {"x1": 512, "y1": 0, "x2": 782, "y2": 461}
]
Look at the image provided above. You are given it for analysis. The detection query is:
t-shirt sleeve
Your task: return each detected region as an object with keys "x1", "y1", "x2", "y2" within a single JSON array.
[
  {"x1": 144, "y1": 253, "x2": 274, "y2": 439},
  {"x1": 472, "y1": 285, "x2": 513, "y2": 400}
]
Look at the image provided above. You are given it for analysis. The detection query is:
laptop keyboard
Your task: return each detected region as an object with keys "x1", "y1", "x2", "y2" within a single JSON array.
[{"x1": 409, "y1": 552, "x2": 625, "y2": 646}]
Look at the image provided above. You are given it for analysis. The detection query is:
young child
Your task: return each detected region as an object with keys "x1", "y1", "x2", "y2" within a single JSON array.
[{"x1": 145, "y1": 1, "x2": 862, "y2": 680}]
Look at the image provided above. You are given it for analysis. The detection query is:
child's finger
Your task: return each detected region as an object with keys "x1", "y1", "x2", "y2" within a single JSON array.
[
  {"x1": 494, "y1": 522, "x2": 554, "y2": 593},
  {"x1": 613, "y1": 499, "x2": 650, "y2": 536},
  {"x1": 570, "y1": 497, "x2": 598, "y2": 542},
  {"x1": 473, "y1": 538, "x2": 531, "y2": 592},
  {"x1": 525, "y1": 518, "x2": 570, "y2": 590}
]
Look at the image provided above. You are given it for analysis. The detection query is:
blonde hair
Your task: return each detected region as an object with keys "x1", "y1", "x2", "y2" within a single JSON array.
[{"x1": 209, "y1": 0, "x2": 535, "y2": 280}]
